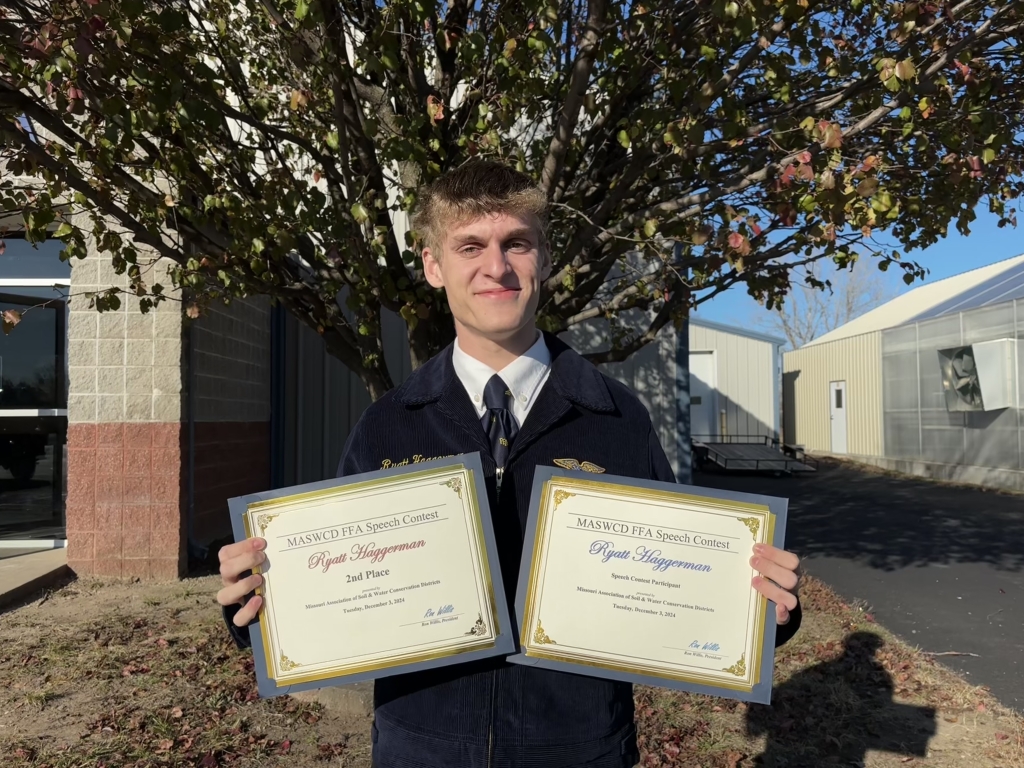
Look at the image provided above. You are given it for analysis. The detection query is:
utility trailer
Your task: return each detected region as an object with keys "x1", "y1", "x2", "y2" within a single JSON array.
[{"x1": 691, "y1": 435, "x2": 818, "y2": 475}]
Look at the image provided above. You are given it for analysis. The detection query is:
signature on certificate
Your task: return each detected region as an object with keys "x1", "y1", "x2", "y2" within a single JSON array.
[
  {"x1": 424, "y1": 604, "x2": 455, "y2": 619},
  {"x1": 689, "y1": 640, "x2": 721, "y2": 652}
]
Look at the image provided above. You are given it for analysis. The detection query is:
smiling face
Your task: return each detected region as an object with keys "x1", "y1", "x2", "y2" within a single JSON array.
[{"x1": 422, "y1": 211, "x2": 552, "y2": 350}]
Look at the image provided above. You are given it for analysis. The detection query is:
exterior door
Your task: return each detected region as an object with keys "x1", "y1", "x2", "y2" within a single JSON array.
[
  {"x1": 0, "y1": 290, "x2": 67, "y2": 540},
  {"x1": 688, "y1": 351, "x2": 717, "y2": 440},
  {"x1": 829, "y1": 380, "x2": 848, "y2": 454}
]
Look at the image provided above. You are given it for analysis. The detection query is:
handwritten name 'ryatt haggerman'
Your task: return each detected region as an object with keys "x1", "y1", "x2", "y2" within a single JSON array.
[
  {"x1": 588, "y1": 540, "x2": 712, "y2": 574},
  {"x1": 307, "y1": 540, "x2": 427, "y2": 573}
]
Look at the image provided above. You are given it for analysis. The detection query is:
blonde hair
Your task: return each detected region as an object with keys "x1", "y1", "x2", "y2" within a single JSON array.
[{"x1": 411, "y1": 160, "x2": 548, "y2": 254}]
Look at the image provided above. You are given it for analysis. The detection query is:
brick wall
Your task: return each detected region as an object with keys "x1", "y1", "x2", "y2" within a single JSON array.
[
  {"x1": 191, "y1": 421, "x2": 270, "y2": 544},
  {"x1": 66, "y1": 243, "x2": 187, "y2": 579},
  {"x1": 66, "y1": 422, "x2": 185, "y2": 579},
  {"x1": 189, "y1": 297, "x2": 272, "y2": 546}
]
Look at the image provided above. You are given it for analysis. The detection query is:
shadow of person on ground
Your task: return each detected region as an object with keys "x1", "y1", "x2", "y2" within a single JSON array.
[
  {"x1": 746, "y1": 632, "x2": 937, "y2": 767},
  {"x1": 695, "y1": 461, "x2": 1024, "y2": 572}
]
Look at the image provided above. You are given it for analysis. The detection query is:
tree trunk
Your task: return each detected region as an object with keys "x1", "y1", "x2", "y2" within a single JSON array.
[{"x1": 407, "y1": 310, "x2": 456, "y2": 374}]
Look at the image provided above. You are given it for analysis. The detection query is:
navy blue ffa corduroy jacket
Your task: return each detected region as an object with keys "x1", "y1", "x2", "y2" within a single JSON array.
[{"x1": 226, "y1": 333, "x2": 801, "y2": 768}]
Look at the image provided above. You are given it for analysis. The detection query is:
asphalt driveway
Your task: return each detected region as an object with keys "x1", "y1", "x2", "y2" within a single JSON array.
[{"x1": 694, "y1": 459, "x2": 1024, "y2": 710}]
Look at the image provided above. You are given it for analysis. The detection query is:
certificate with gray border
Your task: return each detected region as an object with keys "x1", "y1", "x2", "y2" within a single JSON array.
[
  {"x1": 228, "y1": 453, "x2": 515, "y2": 699},
  {"x1": 508, "y1": 466, "x2": 788, "y2": 705}
]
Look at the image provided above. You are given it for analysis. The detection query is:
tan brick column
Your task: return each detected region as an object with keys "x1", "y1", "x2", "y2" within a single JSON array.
[{"x1": 65, "y1": 249, "x2": 186, "y2": 579}]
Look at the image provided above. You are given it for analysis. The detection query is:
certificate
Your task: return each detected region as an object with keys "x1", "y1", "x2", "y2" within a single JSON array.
[
  {"x1": 509, "y1": 466, "x2": 788, "y2": 704},
  {"x1": 228, "y1": 454, "x2": 515, "y2": 698}
]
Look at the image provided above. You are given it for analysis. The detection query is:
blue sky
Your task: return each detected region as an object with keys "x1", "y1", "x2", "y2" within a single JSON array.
[{"x1": 693, "y1": 209, "x2": 1023, "y2": 328}]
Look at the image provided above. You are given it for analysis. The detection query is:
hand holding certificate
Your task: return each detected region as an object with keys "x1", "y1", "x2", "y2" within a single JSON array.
[
  {"x1": 510, "y1": 467, "x2": 789, "y2": 704},
  {"x1": 225, "y1": 454, "x2": 515, "y2": 698}
]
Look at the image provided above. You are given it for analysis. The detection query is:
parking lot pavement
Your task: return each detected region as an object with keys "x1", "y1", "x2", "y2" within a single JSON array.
[{"x1": 695, "y1": 460, "x2": 1024, "y2": 709}]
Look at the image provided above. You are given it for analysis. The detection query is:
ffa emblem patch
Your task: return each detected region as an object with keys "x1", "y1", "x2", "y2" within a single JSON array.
[{"x1": 553, "y1": 458, "x2": 606, "y2": 473}]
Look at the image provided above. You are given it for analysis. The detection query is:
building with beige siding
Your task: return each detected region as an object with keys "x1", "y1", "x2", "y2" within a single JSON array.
[
  {"x1": 565, "y1": 316, "x2": 785, "y2": 485},
  {"x1": 783, "y1": 254, "x2": 1024, "y2": 492}
]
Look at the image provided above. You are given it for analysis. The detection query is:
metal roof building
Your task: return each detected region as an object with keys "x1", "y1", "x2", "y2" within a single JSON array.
[{"x1": 783, "y1": 254, "x2": 1024, "y2": 491}]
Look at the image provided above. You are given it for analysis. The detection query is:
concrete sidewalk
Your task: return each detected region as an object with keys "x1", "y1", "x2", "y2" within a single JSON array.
[{"x1": 0, "y1": 548, "x2": 71, "y2": 610}]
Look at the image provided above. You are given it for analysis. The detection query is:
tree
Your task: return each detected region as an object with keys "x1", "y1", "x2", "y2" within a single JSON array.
[
  {"x1": 758, "y1": 260, "x2": 895, "y2": 348},
  {"x1": 1, "y1": 0, "x2": 1022, "y2": 400}
]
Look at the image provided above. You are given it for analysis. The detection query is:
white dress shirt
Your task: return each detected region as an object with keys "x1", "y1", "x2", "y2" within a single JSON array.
[{"x1": 452, "y1": 333, "x2": 552, "y2": 426}]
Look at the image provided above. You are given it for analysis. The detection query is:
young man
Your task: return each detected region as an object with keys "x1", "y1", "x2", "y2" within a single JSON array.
[{"x1": 216, "y1": 160, "x2": 802, "y2": 768}]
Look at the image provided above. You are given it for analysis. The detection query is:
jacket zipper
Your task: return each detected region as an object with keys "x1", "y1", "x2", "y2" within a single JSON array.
[
  {"x1": 488, "y1": 463, "x2": 503, "y2": 767},
  {"x1": 486, "y1": 669, "x2": 497, "y2": 767}
]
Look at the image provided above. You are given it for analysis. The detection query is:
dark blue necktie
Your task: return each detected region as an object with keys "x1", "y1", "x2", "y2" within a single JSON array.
[{"x1": 480, "y1": 374, "x2": 519, "y2": 469}]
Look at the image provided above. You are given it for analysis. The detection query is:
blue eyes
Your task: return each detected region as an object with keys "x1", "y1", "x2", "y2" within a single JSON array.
[{"x1": 459, "y1": 241, "x2": 530, "y2": 255}]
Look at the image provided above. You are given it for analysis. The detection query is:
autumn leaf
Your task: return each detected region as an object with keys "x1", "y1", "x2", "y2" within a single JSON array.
[
  {"x1": 777, "y1": 204, "x2": 798, "y2": 227},
  {"x1": 727, "y1": 231, "x2": 751, "y2": 256},
  {"x1": 878, "y1": 57, "x2": 896, "y2": 82},
  {"x1": 895, "y1": 59, "x2": 917, "y2": 81},
  {"x1": 1, "y1": 309, "x2": 22, "y2": 335},
  {"x1": 857, "y1": 178, "x2": 879, "y2": 197},
  {"x1": 691, "y1": 225, "x2": 713, "y2": 245},
  {"x1": 426, "y1": 95, "x2": 445, "y2": 124},
  {"x1": 818, "y1": 122, "x2": 843, "y2": 149},
  {"x1": 171, "y1": 706, "x2": 183, "y2": 718}
]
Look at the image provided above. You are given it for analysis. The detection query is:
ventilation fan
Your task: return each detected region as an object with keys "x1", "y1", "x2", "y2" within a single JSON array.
[
  {"x1": 936, "y1": 340, "x2": 1016, "y2": 412},
  {"x1": 942, "y1": 347, "x2": 983, "y2": 409}
]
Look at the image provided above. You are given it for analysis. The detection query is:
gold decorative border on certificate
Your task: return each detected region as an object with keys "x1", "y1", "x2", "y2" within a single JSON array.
[
  {"x1": 533, "y1": 620, "x2": 556, "y2": 645},
  {"x1": 257, "y1": 512, "x2": 283, "y2": 536},
  {"x1": 442, "y1": 477, "x2": 464, "y2": 499},
  {"x1": 722, "y1": 653, "x2": 746, "y2": 677},
  {"x1": 466, "y1": 614, "x2": 488, "y2": 636},
  {"x1": 737, "y1": 516, "x2": 760, "y2": 539},
  {"x1": 243, "y1": 463, "x2": 502, "y2": 687},
  {"x1": 553, "y1": 490, "x2": 576, "y2": 509},
  {"x1": 520, "y1": 475, "x2": 773, "y2": 693}
]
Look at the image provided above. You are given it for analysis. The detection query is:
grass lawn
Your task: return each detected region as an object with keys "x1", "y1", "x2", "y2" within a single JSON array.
[{"x1": 1, "y1": 574, "x2": 1020, "y2": 768}]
